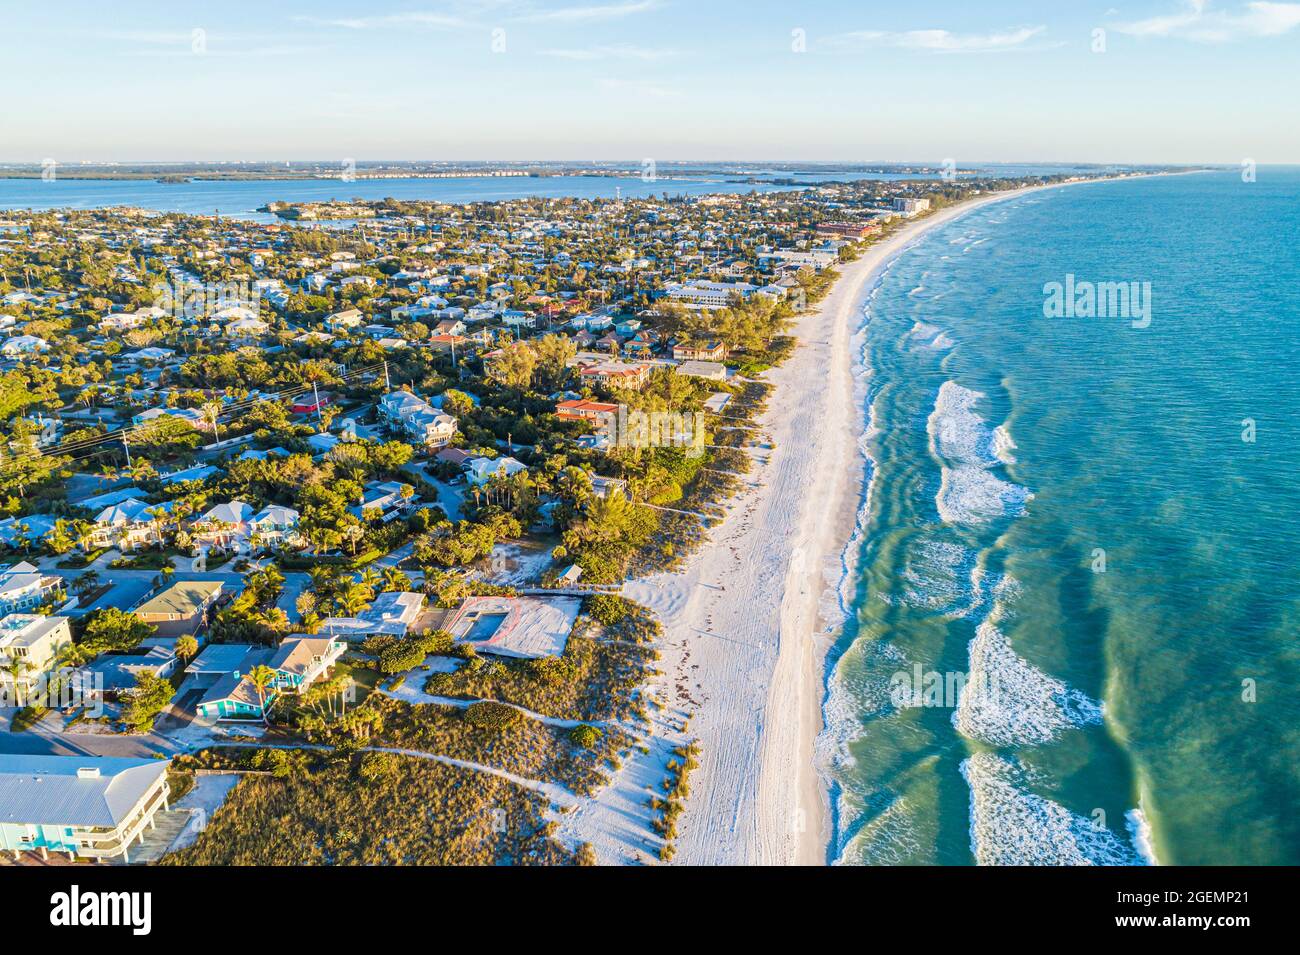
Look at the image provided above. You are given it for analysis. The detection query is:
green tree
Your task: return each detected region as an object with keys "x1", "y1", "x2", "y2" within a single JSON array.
[{"x1": 246, "y1": 664, "x2": 278, "y2": 725}]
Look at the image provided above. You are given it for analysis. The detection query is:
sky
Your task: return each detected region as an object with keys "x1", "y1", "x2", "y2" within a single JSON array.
[{"x1": 2, "y1": 0, "x2": 1298, "y2": 163}]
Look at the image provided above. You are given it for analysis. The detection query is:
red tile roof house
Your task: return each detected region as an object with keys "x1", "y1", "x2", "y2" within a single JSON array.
[
  {"x1": 554, "y1": 399, "x2": 620, "y2": 425},
  {"x1": 579, "y1": 361, "x2": 650, "y2": 391}
]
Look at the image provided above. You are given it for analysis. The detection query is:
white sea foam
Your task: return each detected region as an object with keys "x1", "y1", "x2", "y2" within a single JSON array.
[
  {"x1": 937, "y1": 465, "x2": 1032, "y2": 524},
  {"x1": 895, "y1": 538, "x2": 975, "y2": 612},
  {"x1": 906, "y1": 321, "x2": 955, "y2": 352},
  {"x1": 1126, "y1": 807, "x2": 1160, "y2": 865},
  {"x1": 962, "y1": 753, "x2": 1145, "y2": 866},
  {"x1": 928, "y1": 381, "x2": 1031, "y2": 524},
  {"x1": 992, "y1": 423, "x2": 1017, "y2": 464},
  {"x1": 954, "y1": 618, "x2": 1103, "y2": 746},
  {"x1": 837, "y1": 795, "x2": 922, "y2": 866}
]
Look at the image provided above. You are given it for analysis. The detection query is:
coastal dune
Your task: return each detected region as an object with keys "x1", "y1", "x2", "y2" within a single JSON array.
[{"x1": 626, "y1": 184, "x2": 1071, "y2": 865}]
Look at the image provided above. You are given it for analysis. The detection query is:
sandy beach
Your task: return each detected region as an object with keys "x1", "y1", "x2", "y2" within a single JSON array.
[{"x1": 619, "y1": 181, "x2": 1087, "y2": 865}]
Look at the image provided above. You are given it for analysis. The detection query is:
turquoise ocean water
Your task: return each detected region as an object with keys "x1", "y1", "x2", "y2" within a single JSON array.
[{"x1": 822, "y1": 169, "x2": 1300, "y2": 866}]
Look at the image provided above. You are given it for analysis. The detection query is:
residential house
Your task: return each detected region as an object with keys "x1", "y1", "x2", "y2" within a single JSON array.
[
  {"x1": 465, "y1": 456, "x2": 527, "y2": 487},
  {"x1": 195, "y1": 635, "x2": 343, "y2": 720},
  {"x1": 190, "y1": 500, "x2": 255, "y2": 554},
  {"x1": 132, "y1": 580, "x2": 223, "y2": 640},
  {"x1": 351, "y1": 481, "x2": 416, "y2": 522},
  {"x1": 0, "y1": 562, "x2": 64, "y2": 615},
  {"x1": 579, "y1": 360, "x2": 650, "y2": 391},
  {"x1": 249, "y1": 505, "x2": 302, "y2": 552},
  {"x1": 0, "y1": 614, "x2": 72, "y2": 700},
  {"x1": 73, "y1": 645, "x2": 177, "y2": 701},
  {"x1": 672, "y1": 339, "x2": 727, "y2": 362},
  {"x1": 266, "y1": 636, "x2": 345, "y2": 693},
  {"x1": 674, "y1": 359, "x2": 728, "y2": 381},
  {"x1": 91, "y1": 498, "x2": 172, "y2": 551},
  {"x1": 1, "y1": 335, "x2": 48, "y2": 357},
  {"x1": 555, "y1": 399, "x2": 619, "y2": 426},
  {"x1": 378, "y1": 390, "x2": 458, "y2": 448},
  {"x1": 0, "y1": 755, "x2": 172, "y2": 862}
]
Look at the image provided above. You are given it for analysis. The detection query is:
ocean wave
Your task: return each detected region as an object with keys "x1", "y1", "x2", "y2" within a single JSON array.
[
  {"x1": 835, "y1": 794, "x2": 922, "y2": 866},
  {"x1": 893, "y1": 538, "x2": 976, "y2": 613},
  {"x1": 962, "y1": 753, "x2": 1145, "y2": 866},
  {"x1": 937, "y1": 465, "x2": 1032, "y2": 524},
  {"x1": 992, "y1": 423, "x2": 1017, "y2": 464},
  {"x1": 954, "y1": 617, "x2": 1102, "y2": 746},
  {"x1": 1126, "y1": 807, "x2": 1160, "y2": 865},
  {"x1": 906, "y1": 320, "x2": 955, "y2": 352},
  {"x1": 929, "y1": 381, "x2": 1031, "y2": 524}
]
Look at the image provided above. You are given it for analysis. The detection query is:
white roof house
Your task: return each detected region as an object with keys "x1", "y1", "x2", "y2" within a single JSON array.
[
  {"x1": 197, "y1": 501, "x2": 255, "y2": 526},
  {"x1": 447, "y1": 595, "x2": 580, "y2": 660},
  {"x1": 466, "y1": 456, "x2": 528, "y2": 487},
  {"x1": 1, "y1": 335, "x2": 49, "y2": 357},
  {"x1": 0, "y1": 754, "x2": 172, "y2": 861}
]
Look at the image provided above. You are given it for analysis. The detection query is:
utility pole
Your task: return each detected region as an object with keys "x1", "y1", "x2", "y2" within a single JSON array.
[
  {"x1": 383, "y1": 360, "x2": 390, "y2": 391},
  {"x1": 312, "y1": 381, "x2": 323, "y2": 428},
  {"x1": 122, "y1": 433, "x2": 132, "y2": 470}
]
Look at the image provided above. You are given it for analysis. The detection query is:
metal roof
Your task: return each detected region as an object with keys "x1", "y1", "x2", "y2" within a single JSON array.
[{"x1": 0, "y1": 755, "x2": 169, "y2": 828}]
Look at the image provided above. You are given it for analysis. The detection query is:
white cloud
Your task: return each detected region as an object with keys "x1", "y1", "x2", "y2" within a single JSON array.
[
  {"x1": 830, "y1": 25, "x2": 1047, "y2": 53},
  {"x1": 1113, "y1": 1, "x2": 1300, "y2": 42}
]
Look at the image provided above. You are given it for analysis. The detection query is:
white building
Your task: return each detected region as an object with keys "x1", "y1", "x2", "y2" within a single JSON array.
[
  {"x1": 378, "y1": 390, "x2": 458, "y2": 448},
  {"x1": 0, "y1": 614, "x2": 72, "y2": 700}
]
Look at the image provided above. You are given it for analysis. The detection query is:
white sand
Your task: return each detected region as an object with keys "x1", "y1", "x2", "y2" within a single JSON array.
[{"x1": 624, "y1": 183, "x2": 1085, "y2": 865}]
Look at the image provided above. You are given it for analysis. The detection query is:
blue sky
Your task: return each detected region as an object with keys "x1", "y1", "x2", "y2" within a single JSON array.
[{"x1": 3, "y1": 0, "x2": 1298, "y2": 163}]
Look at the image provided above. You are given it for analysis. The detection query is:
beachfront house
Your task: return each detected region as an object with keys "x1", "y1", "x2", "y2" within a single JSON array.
[
  {"x1": 195, "y1": 635, "x2": 344, "y2": 720},
  {"x1": 671, "y1": 339, "x2": 727, "y2": 362},
  {"x1": 0, "y1": 755, "x2": 172, "y2": 863}
]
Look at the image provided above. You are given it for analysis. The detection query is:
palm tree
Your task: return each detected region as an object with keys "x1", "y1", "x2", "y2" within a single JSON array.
[
  {"x1": 359, "y1": 567, "x2": 381, "y2": 592},
  {"x1": 73, "y1": 569, "x2": 100, "y2": 597},
  {"x1": 175, "y1": 634, "x2": 199, "y2": 663},
  {"x1": 202, "y1": 400, "x2": 224, "y2": 444},
  {"x1": 44, "y1": 519, "x2": 75, "y2": 555},
  {"x1": 246, "y1": 664, "x2": 277, "y2": 725},
  {"x1": 380, "y1": 566, "x2": 411, "y2": 593},
  {"x1": 72, "y1": 519, "x2": 97, "y2": 555},
  {"x1": 336, "y1": 581, "x2": 372, "y2": 617},
  {"x1": 3, "y1": 658, "x2": 33, "y2": 708}
]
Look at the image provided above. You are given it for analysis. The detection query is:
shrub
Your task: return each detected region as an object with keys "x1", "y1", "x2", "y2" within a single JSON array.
[
  {"x1": 378, "y1": 641, "x2": 426, "y2": 675},
  {"x1": 412, "y1": 629, "x2": 455, "y2": 655},
  {"x1": 463, "y1": 700, "x2": 521, "y2": 731},
  {"x1": 569, "y1": 723, "x2": 602, "y2": 749},
  {"x1": 587, "y1": 593, "x2": 632, "y2": 626}
]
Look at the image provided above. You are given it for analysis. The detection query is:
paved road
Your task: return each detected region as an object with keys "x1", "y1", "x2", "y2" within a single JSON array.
[{"x1": 0, "y1": 711, "x2": 179, "y2": 758}]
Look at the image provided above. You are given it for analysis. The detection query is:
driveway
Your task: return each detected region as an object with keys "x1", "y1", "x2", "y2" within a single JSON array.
[{"x1": 154, "y1": 687, "x2": 204, "y2": 734}]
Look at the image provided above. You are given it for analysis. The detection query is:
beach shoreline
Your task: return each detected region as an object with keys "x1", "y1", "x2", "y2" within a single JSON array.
[{"x1": 624, "y1": 175, "x2": 1151, "y2": 865}]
